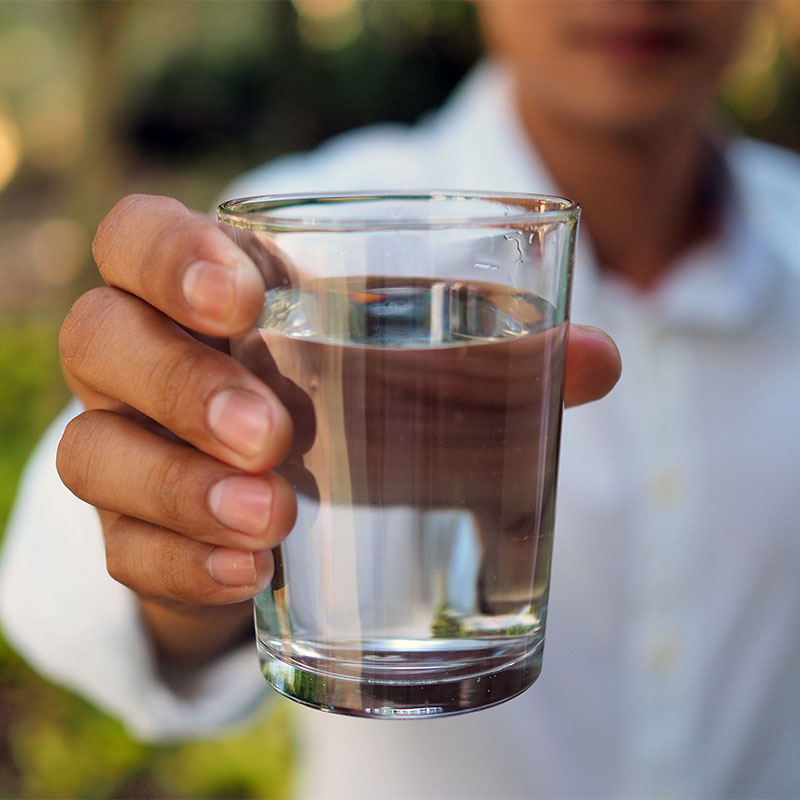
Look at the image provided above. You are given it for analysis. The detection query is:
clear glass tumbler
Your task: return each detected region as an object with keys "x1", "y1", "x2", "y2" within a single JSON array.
[{"x1": 217, "y1": 192, "x2": 579, "y2": 718}]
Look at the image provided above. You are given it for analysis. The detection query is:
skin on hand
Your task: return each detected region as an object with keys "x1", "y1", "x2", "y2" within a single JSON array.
[
  {"x1": 565, "y1": 324, "x2": 621, "y2": 408},
  {"x1": 57, "y1": 195, "x2": 298, "y2": 660},
  {"x1": 55, "y1": 194, "x2": 620, "y2": 662}
]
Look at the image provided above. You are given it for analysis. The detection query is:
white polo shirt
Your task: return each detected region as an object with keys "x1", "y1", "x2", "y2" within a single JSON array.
[{"x1": 2, "y1": 62, "x2": 800, "y2": 799}]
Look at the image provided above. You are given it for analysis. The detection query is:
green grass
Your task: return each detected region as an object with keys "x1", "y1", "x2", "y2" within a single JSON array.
[
  {"x1": 0, "y1": 314, "x2": 69, "y2": 532},
  {"x1": 0, "y1": 314, "x2": 295, "y2": 799}
]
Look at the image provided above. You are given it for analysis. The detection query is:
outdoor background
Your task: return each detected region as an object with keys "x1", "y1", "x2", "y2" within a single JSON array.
[{"x1": 0, "y1": 2, "x2": 799, "y2": 797}]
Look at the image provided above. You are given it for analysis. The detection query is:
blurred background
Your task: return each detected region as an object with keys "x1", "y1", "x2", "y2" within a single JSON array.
[{"x1": 0, "y1": 1, "x2": 798, "y2": 797}]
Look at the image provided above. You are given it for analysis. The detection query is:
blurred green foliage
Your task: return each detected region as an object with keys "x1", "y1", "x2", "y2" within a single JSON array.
[
  {"x1": 0, "y1": 316, "x2": 66, "y2": 526},
  {"x1": 122, "y1": 0, "x2": 481, "y2": 170},
  {"x1": 0, "y1": 638, "x2": 295, "y2": 799}
]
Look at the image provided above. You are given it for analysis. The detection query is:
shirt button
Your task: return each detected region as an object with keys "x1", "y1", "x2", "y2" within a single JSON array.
[
  {"x1": 647, "y1": 636, "x2": 682, "y2": 673},
  {"x1": 650, "y1": 469, "x2": 684, "y2": 505}
]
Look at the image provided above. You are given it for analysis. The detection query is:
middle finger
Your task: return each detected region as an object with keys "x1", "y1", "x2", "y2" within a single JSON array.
[
  {"x1": 60, "y1": 286, "x2": 293, "y2": 473},
  {"x1": 57, "y1": 409, "x2": 297, "y2": 549}
]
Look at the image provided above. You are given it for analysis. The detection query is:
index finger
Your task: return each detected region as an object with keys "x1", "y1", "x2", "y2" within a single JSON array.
[{"x1": 92, "y1": 194, "x2": 265, "y2": 337}]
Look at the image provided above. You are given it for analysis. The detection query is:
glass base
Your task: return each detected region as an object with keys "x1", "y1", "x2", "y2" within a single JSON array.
[{"x1": 258, "y1": 636, "x2": 543, "y2": 718}]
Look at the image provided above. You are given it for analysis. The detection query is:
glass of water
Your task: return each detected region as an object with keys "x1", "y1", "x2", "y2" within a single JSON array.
[{"x1": 217, "y1": 192, "x2": 579, "y2": 718}]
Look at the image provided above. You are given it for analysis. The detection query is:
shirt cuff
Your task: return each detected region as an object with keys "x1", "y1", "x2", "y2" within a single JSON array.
[{"x1": 0, "y1": 402, "x2": 271, "y2": 741}]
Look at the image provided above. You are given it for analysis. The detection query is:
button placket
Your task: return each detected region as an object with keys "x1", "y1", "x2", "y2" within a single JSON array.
[{"x1": 617, "y1": 310, "x2": 704, "y2": 798}]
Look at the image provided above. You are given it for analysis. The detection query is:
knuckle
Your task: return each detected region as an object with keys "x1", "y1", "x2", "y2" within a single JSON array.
[
  {"x1": 56, "y1": 410, "x2": 106, "y2": 497},
  {"x1": 145, "y1": 342, "x2": 209, "y2": 425},
  {"x1": 92, "y1": 194, "x2": 147, "y2": 276},
  {"x1": 93, "y1": 194, "x2": 191, "y2": 286},
  {"x1": 106, "y1": 516, "x2": 256, "y2": 605},
  {"x1": 59, "y1": 287, "x2": 120, "y2": 377},
  {"x1": 158, "y1": 534, "x2": 193, "y2": 601},
  {"x1": 104, "y1": 516, "x2": 197, "y2": 603},
  {"x1": 146, "y1": 451, "x2": 192, "y2": 530}
]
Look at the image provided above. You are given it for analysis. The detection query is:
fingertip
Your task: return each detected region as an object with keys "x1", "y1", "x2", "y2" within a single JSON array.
[
  {"x1": 266, "y1": 471, "x2": 299, "y2": 543},
  {"x1": 205, "y1": 546, "x2": 273, "y2": 590},
  {"x1": 266, "y1": 398, "x2": 295, "y2": 470},
  {"x1": 181, "y1": 253, "x2": 264, "y2": 337},
  {"x1": 217, "y1": 244, "x2": 267, "y2": 334},
  {"x1": 253, "y1": 548, "x2": 275, "y2": 592},
  {"x1": 565, "y1": 324, "x2": 622, "y2": 407},
  {"x1": 206, "y1": 386, "x2": 292, "y2": 472},
  {"x1": 570, "y1": 324, "x2": 621, "y2": 363},
  {"x1": 92, "y1": 193, "x2": 266, "y2": 338}
]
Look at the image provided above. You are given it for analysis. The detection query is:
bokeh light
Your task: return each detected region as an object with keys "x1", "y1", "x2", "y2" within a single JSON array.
[
  {"x1": 721, "y1": 5, "x2": 782, "y2": 122},
  {"x1": 20, "y1": 82, "x2": 85, "y2": 171},
  {"x1": 0, "y1": 24, "x2": 57, "y2": 91},
  {"x1": 294, "y1": 0, "x2": 363, "y2": 51},
  {"x1": 28, "y1": 218, "x2": 90, "y2": 286},
  {"x1": 0, "y1": 112, "x2": 21, "y2": 191}
]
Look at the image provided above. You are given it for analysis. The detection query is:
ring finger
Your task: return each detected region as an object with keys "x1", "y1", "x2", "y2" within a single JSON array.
[{"x1": 57, "y1": 408, "x2": 297, "y2": 550}]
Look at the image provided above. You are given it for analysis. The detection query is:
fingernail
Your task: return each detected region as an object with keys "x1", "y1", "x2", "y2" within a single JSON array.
[
  {"x1": 208, "y1": 475, "x2": 272, "y2": 536},
  {"x1": 207, "y1": 388, "x2": 271, "y2": 459},
  {"x1": 206, "y1": 547, "x2": 257, "y2": 586},
  {"x1": 572, "y1": 324, "x2": 606, "y2": 338},
  {"x1": 182, "y1": 260, "x2": 238, "y2": 320}
]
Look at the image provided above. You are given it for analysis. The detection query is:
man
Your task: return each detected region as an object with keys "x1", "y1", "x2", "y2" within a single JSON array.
[{"x1": 3, "y1": 2, "x2": 800, "y2": 797}]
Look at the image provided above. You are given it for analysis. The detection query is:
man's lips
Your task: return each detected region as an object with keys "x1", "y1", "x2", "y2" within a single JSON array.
[{"x1": 567, "y1": 24, "x2": 696, "y2": 64}]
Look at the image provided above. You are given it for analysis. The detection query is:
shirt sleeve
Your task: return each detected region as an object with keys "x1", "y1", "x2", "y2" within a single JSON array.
[{"x1": 0, "y1": 401, "x2": 271, "y2": 741}]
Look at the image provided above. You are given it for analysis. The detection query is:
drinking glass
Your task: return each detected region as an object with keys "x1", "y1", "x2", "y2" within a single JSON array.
[{"x1": 217, "y1": 192, "x2": 579, "y2": 718}]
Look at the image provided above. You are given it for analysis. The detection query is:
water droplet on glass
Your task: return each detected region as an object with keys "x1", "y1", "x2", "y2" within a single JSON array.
[{"x1": 503, "y1": 232, "x2": 525, "y2": 263}]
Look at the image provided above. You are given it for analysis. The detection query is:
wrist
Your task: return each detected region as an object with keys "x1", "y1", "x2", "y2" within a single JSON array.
[{"x1": 137, "y1": 596, "x2": 254, "y2": 669}]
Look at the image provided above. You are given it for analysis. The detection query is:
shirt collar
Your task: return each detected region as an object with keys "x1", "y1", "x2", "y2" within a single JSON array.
[
  {"x1": 640, "y1": 190, "x2": 780, "y2": 333},
  {"x1": 438, "y1": 61, "x2": 793, "y2": 334}
]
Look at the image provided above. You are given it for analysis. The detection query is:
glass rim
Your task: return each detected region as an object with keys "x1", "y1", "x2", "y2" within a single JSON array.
[{"x1": 216, "y1": 190, "x2": 580, "y2": 232}]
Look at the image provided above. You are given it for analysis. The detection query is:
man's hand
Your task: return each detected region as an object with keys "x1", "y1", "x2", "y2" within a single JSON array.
[
  {"x1": 55, "y1": 194, "x2": 621, "y2": 662},
  {"x1": 56, "y1": 195, "x2": 297, "y2": 661}
]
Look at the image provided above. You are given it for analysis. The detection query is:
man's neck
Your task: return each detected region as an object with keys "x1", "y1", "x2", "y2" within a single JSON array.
[{"x1": 517, "y1": 92, "x2": 724, "y2": 290}]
